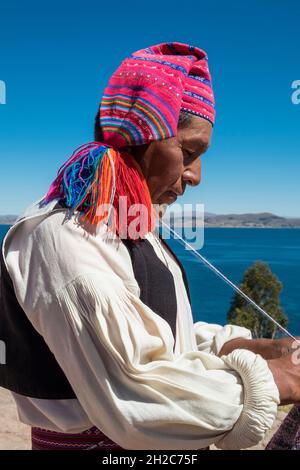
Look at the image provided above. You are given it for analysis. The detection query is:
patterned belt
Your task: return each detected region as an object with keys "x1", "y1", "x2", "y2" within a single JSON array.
[
  {"x1": 31, "y1": 425, "x2": 123, "y2": 451},
  {"x1": 31, "y1": 426, "x2": 210, "y2": 451}
]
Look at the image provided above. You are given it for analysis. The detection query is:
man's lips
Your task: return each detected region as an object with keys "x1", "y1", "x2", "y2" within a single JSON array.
[
  {"x1": 168, "y1": 190, "x2": 184, "y2": 197},
  {"x1": 163, "y1": 190, "x2": 184, "y2": 202}
]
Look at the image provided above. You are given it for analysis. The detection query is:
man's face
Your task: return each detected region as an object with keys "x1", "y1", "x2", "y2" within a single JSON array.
[{"x1": 128, "y1": 115, "x2": 212, "y2": 207}]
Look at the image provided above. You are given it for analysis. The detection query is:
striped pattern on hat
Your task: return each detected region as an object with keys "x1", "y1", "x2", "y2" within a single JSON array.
[{"x1": 99, "y1": 42, "x2": 215, "y2": 149}]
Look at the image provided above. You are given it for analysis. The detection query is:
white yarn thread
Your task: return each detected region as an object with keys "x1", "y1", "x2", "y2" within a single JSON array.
[{"x1": 161, "y1": 220, "x2": 300, "y2": 345}]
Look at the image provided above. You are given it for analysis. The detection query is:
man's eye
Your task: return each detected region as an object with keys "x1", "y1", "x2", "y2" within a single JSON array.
[
  {"x1": 184, "y1": 150, "x2": 197, "y2": 161},
  {"x1": 184, "y1": 149, "x2": 194, "y2": 158}
]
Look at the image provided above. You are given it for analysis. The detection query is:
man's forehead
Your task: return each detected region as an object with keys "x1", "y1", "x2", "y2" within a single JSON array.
[{"x1": 179, "y1": 117, "x2": 212, "y2": 149}]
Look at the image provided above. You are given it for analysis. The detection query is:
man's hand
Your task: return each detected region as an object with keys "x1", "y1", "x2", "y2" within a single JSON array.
[
  {"x1": 218, "y1": 336, "x2": 300, "y2": 360},
  {"x1": 219, "y1": 336, "x2": 300, "y2": 405}
]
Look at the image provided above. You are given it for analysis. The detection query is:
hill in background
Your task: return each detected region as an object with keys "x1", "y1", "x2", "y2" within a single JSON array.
[
  {"x1": 0, "y1": 215, "x2": 18, "y2": 225},
  {"x1": 1, "y1": 212, "x2": 300, "y2": 228},
  {"x1": 171, "y1": 212, "x2": 300, "y2": 228}
]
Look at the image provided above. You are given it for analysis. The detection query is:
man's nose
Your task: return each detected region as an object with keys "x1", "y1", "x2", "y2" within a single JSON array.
[{"x1": 182, "y1": 158, "x2": 201, "y2": 187}]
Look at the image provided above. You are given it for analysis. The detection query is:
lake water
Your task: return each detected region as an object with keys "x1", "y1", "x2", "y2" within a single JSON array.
[{"x1": 1, "y1": 224, "x2": 299, "y2": 336}]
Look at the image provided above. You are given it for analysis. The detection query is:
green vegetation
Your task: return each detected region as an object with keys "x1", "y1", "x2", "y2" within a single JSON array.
[{"x1": 227, "y1": 261, "x2": 288, "y2": 338}]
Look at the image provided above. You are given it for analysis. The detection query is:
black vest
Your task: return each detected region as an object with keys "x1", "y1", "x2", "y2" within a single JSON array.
[{"x1": 0, "y1": 224, "x2": 191, "y2": 399}]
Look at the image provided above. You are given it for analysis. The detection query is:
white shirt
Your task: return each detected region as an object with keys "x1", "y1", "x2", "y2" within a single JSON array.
[{"x1": 2, "y1": 196, "x2": 280, "y2": 450}]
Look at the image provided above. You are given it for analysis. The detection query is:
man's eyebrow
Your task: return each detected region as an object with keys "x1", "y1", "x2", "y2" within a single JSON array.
[{"x1": 185, "y1": 140, "x2": 210, "y2": 155}]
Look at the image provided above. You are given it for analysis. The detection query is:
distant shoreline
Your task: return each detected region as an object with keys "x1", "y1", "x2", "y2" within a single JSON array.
[
  {"x1": 204, "y1": 226, "x2": 300, "y2": 229},
  {"x1": 171, "y1": 212, "x2": 300, "y2": 229},
  {"x1": 1, "y1": 211, "x2": 300, "y2": 229},
  {"x1": 1, "y1": 223, "x2": 300, "y2": 229}
]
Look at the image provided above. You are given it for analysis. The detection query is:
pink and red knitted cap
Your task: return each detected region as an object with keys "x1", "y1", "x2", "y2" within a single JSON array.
[{"x1": 99, "y1": 42, "x2": 215, "y2": 149}]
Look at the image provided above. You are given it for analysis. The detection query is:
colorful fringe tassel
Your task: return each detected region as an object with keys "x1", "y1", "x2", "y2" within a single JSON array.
[{"x1": 43, "y1": 142, "x2": 154, "y2": 239}]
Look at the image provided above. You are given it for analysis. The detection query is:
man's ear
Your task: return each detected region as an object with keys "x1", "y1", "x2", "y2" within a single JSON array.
[{"x1": 121, "y1": 144, "x2": 150, "y2": 165}]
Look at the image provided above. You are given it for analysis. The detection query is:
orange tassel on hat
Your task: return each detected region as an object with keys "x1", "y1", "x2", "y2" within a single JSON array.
[{"x1": 44, "y1": 142, "x2": 155, "y2": 240}]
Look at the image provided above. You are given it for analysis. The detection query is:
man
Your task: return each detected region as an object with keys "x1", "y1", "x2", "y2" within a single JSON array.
[{"x1": 0, "y1": 42, "x2": 300, "y2": 451}]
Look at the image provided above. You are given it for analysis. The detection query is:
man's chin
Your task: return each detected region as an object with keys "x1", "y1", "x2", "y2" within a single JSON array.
[{"x1": 153, "y1": 202, "x2": 169, "y2": 218}]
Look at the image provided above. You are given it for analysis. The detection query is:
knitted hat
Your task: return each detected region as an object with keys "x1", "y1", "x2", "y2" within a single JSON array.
[{"x1": 99, "y1": 42, "x2": 215, "y2": 149}]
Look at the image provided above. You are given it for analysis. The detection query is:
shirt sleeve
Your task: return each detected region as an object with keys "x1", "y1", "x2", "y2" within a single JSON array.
[
  {"x1": 32, "y1": 269, "x2": 279, "y2": 450},
  {"x1": 193, "y1": 321, "x2": 252, "y2": 355}
]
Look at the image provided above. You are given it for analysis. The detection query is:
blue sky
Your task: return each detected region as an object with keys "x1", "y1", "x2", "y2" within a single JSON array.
[{"x1": 0, "y1": 0, "x2": 299, "y2": 216}]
